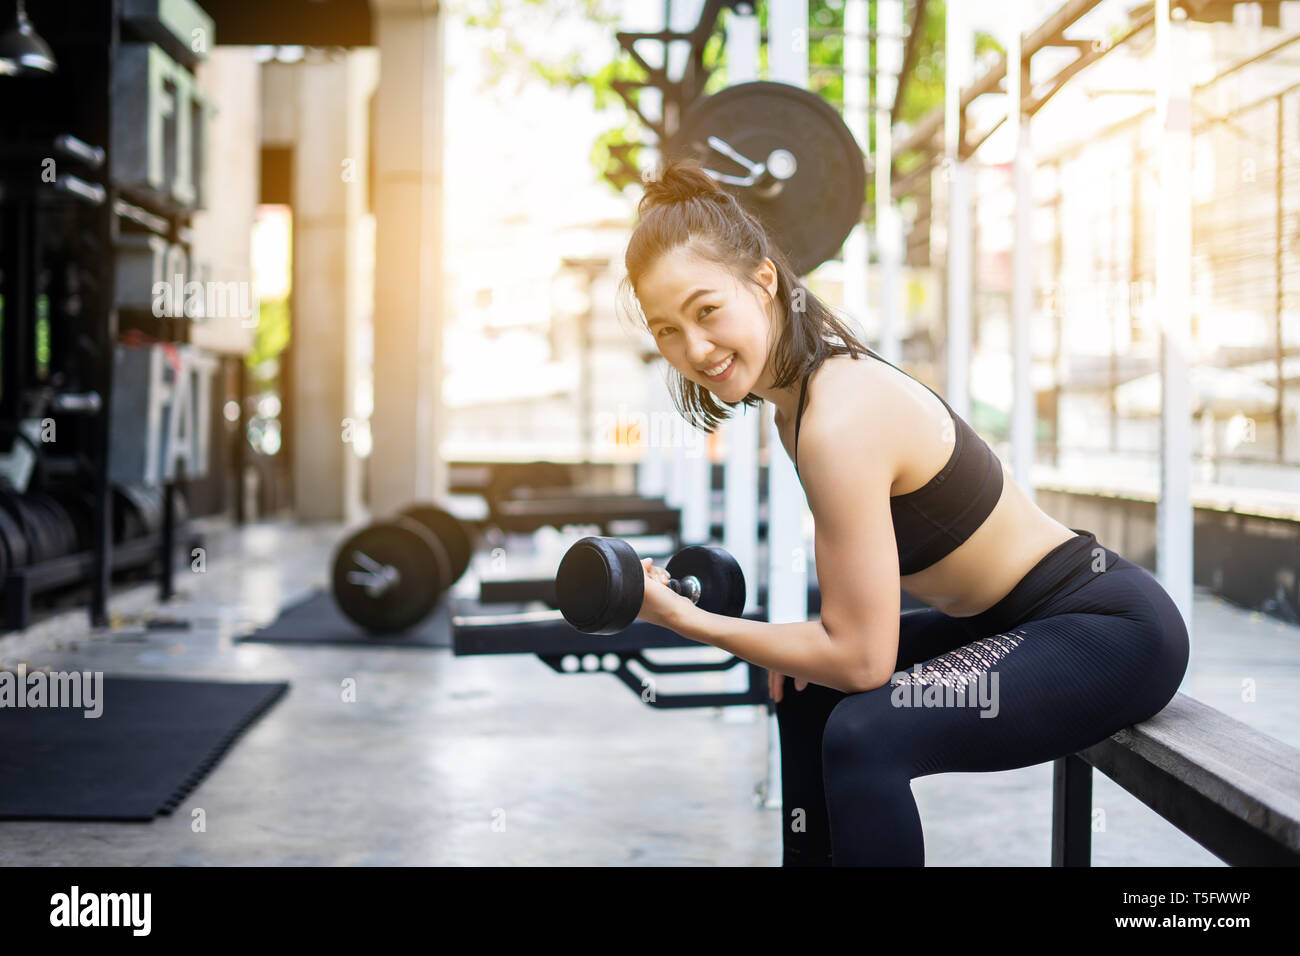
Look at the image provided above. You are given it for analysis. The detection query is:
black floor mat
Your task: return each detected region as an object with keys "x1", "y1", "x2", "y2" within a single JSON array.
[
  {"x1": 235, "y1": 589, "x2": 452, "y2": 649},
  {"x1": 0, "y1": 675, "x2": 288, "y2": 821}
]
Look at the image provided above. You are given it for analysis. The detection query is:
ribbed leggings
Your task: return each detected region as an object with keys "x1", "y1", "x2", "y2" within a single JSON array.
[{"x1": 776, "y1": 528, "x2": 1190, "y2": 866}]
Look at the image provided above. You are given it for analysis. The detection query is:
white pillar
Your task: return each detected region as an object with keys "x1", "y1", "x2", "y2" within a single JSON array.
[
  {"x1": 726, "y1": 2, "x2": 760, "y2": 82},
  {"x1": 370, "y1": 0, "x2": 447, "y2": 513},
  {"x1": 667, "y1": 0, "x2": 715, "y2": 545},
  {"x1": 874, "y1": 0, "x2": 905, "y2": 366},
  {"x1": 719, "y1": 2, "x2": 764, "y2": 722},
  {"x1": 628, "y1": 5, "x2": 672, "y2": 507},
  {"x1": 764, "y1": 3, "x2": 811, "y2": 630},
  {"x1": 768, "y1": 0, "x2": 809, "y2": 83},
  {"x1": 1155, "y1": 0, "x2": 1195, "y2": 640},
  {"x1": 842, "y1": 0, "x2": 870, "y2": 347},
  {"x1": 679, "y1": 439, "x2": 712, "y2": 545},
  {"x1": 637, "y1": 357, "x2": 669, "y2": 499},
  {"x1": 762, "y1": 0, "x2": 812, "y2": 801},
  {"x1": 282, "y1": 52, "x2": 373, "y2": 522},
  {"x1": 944, "y1": 0, "x2": 973, "y2": 420},
  {"x1": 1006, "y1": 4, "x2": 1036, "y2": 502}
]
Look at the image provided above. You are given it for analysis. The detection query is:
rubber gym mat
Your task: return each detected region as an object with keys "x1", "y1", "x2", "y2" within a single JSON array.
[
  {"x1": 235, "y1": 588, "x2": 453, "y2": 649},
  {"x1": 0, "y1": 676, "x2": 288, "y2": 821}
]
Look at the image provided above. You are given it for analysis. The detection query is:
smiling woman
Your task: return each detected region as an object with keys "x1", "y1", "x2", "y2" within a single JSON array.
[
  {"x1": 615, "y1": 158, "x2": 871, "y2": 432},
  {"x1": 612, "y1": 157, "x2": 1190, "y2": 870}
]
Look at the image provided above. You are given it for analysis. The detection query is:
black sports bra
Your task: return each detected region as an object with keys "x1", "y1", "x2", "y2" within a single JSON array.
[{"x1": 792, "y1": 349, "x2": 1005, "y2": 575}]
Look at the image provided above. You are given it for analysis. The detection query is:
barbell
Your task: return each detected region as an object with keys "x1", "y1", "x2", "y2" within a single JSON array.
[{"x1": 665, "y1": 81, "x2": 866, "y2": 277}]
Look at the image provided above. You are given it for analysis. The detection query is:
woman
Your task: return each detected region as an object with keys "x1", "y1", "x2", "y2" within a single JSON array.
[{"x1": 617, "y1": 158, "x2": 1190, "y2": 866}]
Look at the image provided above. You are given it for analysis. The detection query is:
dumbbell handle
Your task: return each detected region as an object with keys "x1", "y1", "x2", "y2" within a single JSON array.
[{"x1": 665, "y1": 574, "x2": 701, "y2": 605}]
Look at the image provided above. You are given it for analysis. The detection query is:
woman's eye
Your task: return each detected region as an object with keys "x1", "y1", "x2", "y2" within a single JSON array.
[
  {"x1": 698, "y1": 305, "x2": 715, "y2": 320},
  {"x1": 656, "y1": 327, "x2": 674, "y2": 338}
]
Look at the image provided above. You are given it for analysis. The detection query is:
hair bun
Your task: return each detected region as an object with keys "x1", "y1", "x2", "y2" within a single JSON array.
[{"x1": 638, "y1": 158, "x2": 724, "y2": 215}]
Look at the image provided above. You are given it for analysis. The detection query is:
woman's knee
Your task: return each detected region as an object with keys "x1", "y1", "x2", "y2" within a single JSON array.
[{"x1": 820, "y1": 688, "x2": 903, "y2": 774}]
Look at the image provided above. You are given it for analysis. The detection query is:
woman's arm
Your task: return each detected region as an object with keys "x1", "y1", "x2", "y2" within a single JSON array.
[
  {"x1": 639, "y1": 369, "x2": 905, "y2": 693},
  {"x1": 666, "y1": 601, "x2": 879, "y2": 694}
]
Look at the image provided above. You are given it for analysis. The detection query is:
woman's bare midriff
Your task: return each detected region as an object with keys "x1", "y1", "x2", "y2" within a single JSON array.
[
  {"x1": 897, "y1": 457, "x2": 1076, "y2": 618},
  {"x1": 781, "y1": 354, "x2": 1078, "y2": 620}
]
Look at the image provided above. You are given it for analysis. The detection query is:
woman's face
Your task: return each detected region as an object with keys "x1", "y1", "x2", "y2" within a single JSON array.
[{"x1": 638, "y1": 247, "x2": 778, "y2": 402}]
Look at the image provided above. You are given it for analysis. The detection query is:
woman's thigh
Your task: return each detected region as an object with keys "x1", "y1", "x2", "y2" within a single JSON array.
[
  {"x1": 822, "y1": 604, "x2": 1189, "y2": 780},
  {"x1": 895, "y1": 606, "x2": 983, "y2": 671}
]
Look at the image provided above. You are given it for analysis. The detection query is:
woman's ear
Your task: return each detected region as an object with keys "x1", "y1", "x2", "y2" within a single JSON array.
[{"x1": 760, "y1": 258, "x2": 779, "y2": 300}]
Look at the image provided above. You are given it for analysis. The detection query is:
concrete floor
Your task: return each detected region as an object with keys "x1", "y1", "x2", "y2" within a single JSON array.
[{"x1": 0, "y1": 516, "x2": 1294, "y2": 866}]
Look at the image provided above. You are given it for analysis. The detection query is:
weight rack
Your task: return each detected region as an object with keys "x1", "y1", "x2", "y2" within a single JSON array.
[
  {"x1": 0, "y1": 1, "x2": 200, "y2": 630},
  {"x1": 452, "y1": 606, "x2": 769, "y2": 709}
]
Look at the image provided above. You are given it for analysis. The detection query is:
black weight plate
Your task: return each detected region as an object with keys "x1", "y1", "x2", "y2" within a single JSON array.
[
  {"x1": 28, "y1": 494, "x2": 77, "y2": 557},
  {"x1": 331, "y1": 517, "x2": 452, "y2": 634},
  {"x1": 666, "y1": 545, "x2": 746, "y2": 618},
  {"x1": 47, "y1": 485, "x2": 96, "y2": 553},
  {"x1": 0, "y1": 503, "x2": 27, "y2": 569},
  {"x1": 112, "y1": 485, "x2": 151, "y2": 541},
  {"x1": 24, "y1": 497, "x2": 60, "y2": 558},
  {"x1": 131, "y1": 485, "x2": 164, "y2": 535},
  {"x1": 111, "y1": 487, "x2": 138, "y2": 542},
  {"x1": 0, "y1": 491, "x2": 52, "y2": 565},
  {"x1": 667, "y1": 81, "x2": 866, "y2": 277},
  {"x1": 556, "y1": 536, "x2": 645, "y2": 635},
  {"x1": 29, "y1": 496, "x2": 65, "y2": 562},
  {"x1": 48, "y1": 497, "x2": 80, "y2": 556},
  {"x1": 400, "y1": 503, "x2": 473, "y2": 584}
]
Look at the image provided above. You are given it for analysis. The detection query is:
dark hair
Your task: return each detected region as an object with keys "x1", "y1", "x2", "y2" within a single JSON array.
[{"x1": 617, "y1": 157, "x2": 871, "y2": 432}]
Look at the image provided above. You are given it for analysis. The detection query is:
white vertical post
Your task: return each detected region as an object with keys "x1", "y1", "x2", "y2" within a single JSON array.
[
  {"x1": 652, "y1": 0, "x2": 715, "y2": 543},
  {"x1": 763, "y1": 0, "x2": 812, "y2": 807},
  {"x1": 627, "y1": 0, "x2": 669, "y2": 504},
  {"x1": 371, "y1": 1, "x2": 447, "y2": 513},
  {"x1": 719, "y1": 0, "x2": 763, "y2": 723},
  {"x1": 727, "y1": 2, "x2": 760, "y2": 82},
  {"x1": 637, "y1": 356, "x2": 669, "y2": 499},
  {"x1": 842, "y1": 0, "x2": 870, "y2": 347},
  {"x1": 1006, "y1": 4, "x2": 1035, "y2": 502},
  {"x1": 944, "y1": 0, "x2": 973, "y2": 420},
  {"x1": 1154, "y1": 0, "x2": 1195, "y2": 641},
  {"x1": 766, "y1": 3, "x2": 811, "y2": 625},
  {"x1": 768, "y1": 0, "x2": 809, "y2": 82},
  {"x1": 680, "y1": 428, "x2": 712, "y2": 545},
  {"x1": 875, "y1": 0, "x2": 905, "y2": 366}
]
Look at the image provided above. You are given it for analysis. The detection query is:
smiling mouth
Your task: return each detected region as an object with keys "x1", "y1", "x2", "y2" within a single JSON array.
[{"x1": 701, "y1": 354, "x2": 735, "y2": 381}]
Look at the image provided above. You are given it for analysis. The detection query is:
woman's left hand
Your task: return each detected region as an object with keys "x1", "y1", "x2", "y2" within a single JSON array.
[{"x1": 636, "y1": 557, "x2": 693, "y2": 630}]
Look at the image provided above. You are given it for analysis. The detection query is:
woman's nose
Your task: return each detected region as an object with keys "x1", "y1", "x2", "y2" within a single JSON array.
[{"x1": 685, "y1": 333, "x2": 714, "y2": 366}]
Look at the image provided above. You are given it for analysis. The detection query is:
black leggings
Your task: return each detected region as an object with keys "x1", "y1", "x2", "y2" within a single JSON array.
[{"x1": 776, "y1": 528, "x2": 1190, "y2": 866}]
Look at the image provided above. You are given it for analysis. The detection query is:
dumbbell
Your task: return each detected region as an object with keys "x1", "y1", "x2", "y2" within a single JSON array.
[
  {"x1": 330, "y1": 502, "x2": 475, "y2": 634},
  {"x1": 555, "y1": 536, "x2": 745, "y2": 635}
]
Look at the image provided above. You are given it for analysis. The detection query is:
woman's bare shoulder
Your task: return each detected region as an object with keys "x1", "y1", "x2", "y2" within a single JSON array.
[{"x1": 798, "y1": 353, "x2": 914, "y2": 487}]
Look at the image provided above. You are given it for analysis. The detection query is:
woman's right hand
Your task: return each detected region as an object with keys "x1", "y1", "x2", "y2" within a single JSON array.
[{"x1": 768, "y1": 670, "x2": 808, "y2": 703}]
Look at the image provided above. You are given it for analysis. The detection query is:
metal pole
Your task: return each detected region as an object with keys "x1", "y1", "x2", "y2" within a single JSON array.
[
  {"x1": 762, "y1": 0, "x2": 813, "y2": 809},
  {"x1": 1154, "y1": 0, "x2": 1195, "y2": 641},
  {"x1": 1277, "y1": 95, "x2": 1286, "y2": 465},
  {"x1": 944, "y1": 0, "x2": 973, "y2": 420},
  {"x1": 719, "y1": 0, "x2": 762, "y2": 724},
  {"x1": 842, "y1": 0, "x2": 870, "y2": 348},
  {"x1": 1006, "y1": 2, "x2": 1035, "y2": 501},
  {"x1": 875, "y1": 0, "x2": 905, "y2": 367}
]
